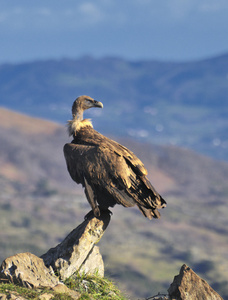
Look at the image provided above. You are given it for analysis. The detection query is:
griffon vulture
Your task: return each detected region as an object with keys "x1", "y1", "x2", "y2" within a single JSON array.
[{"x1": 64, "y1": 95, "x2": 166, "y2": 219}]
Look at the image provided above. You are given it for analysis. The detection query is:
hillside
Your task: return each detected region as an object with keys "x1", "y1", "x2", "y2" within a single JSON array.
[
  {"x1": 0, "y1": 54, "x2": 228, "y2": 161},
  {"x1": 0, "y1": 109, "x2": 228, "y2": 299}
]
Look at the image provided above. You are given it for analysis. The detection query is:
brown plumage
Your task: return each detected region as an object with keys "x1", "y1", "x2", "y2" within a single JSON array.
[{"x1": 64, "y1": 95, "x2": 166, "y2": 219}]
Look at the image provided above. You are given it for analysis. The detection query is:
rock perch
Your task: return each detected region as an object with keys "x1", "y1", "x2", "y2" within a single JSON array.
[
  {"x1": 0, "y1": 212, "x2": 111, "y2": 290},
  {"x1": 41, "y1": 211, "x2": 111, "y2": 280}
]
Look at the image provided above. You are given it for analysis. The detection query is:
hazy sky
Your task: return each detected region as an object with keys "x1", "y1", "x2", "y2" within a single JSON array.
[{"x1": 1, "y1": 0, "x2": 228, "y2": 64}]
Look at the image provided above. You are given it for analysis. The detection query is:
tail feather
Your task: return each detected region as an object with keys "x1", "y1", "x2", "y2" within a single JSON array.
[
  {"x1": 137, "y1": 195, "x2": 166, "y2": 220},
  {"x1": 158, "y1": 196, "x2": 167, "y2": 209},
  {"x1": 137, "y1": 205, "x2": 161, "y2": 219}
]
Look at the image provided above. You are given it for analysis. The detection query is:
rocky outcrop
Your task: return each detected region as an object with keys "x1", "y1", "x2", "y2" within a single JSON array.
[
  {"x1": 0, "y1": 252, "x2": 60, "y2": 289},
  {"x1": 0, "y1": 212, "x2": 111, "y2": 297},
  {"x1": 0, "y1": 213, "x2": 223, "y2": 299},
  {"x1": 168, "y1": 264, "x2": 223, "y2": 300},
  {"x1": 41, "y1": 211, "x2": 110, "y2": 280}
]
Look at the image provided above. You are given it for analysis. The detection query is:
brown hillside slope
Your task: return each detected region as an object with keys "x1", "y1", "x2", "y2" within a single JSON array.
[
  {"x1": 0, "y1": 107, "x2": 175, "y2": 193},
  {"x1": 0, "y1": 107, "x2": 69, "y2": 187},
  {"x1": 0, "y1": 107, "x2": 60, "y2": 135},
  {"x1": 0, "y1": 107, "x2": 228, "y2": 299}
]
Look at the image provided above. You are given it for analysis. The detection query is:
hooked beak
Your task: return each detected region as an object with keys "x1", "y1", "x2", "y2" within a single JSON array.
[{"x1": 93, "y1": 100, "x2": 103, "y2": 108}]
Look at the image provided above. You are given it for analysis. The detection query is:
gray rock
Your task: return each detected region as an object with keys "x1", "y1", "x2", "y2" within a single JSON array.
[
  {"x1": 79, "y1": 245, "x2": 104, "y2": 277},
  {"x1": 0, "y1": 211, "x2": 110, "y2": 296},
  {"x1": 38, "y1": 294, "x2": 54, "y2": 300},
  {"x1": 0, "y1": 252, "x2": 60, "y2": 289},
  {"x1": 0, "y1": 292, "x2": 27, "y2": 300},
  {"x1": 51, "y1": 283, "x2": 80, "y2": 299},
  {"x1": 168, "y1": 264, "x2": 223, "y2": 300},
  {"x1": 41, "y1": 212, "x2": 110, "y2": 280}
]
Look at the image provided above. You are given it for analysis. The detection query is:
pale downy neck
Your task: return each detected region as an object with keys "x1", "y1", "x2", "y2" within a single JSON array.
[{"x1": 67, "y1": 109, "x2": 93, "y2": 136}]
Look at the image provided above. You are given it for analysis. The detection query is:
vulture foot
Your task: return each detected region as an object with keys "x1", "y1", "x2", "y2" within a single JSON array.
[{"x1": 84, "y1": 207, "x2": 113, "y2": 220}]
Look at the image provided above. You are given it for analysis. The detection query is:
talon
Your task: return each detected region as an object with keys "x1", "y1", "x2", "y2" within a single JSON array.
[{"x1": 94, "y1": 207, "x2": 100, "y2": 217}]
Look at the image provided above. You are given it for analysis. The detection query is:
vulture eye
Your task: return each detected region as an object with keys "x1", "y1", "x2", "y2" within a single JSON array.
[{"x1": 85, "y1": 99, "x2": 94, "y2": 107}]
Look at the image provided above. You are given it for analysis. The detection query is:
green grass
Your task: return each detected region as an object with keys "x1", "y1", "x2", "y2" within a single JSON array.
[
  {"x1": 0, "y1": 282, "x2": 72, "y2": 299},
  {"x1": 0, "y1": 283, "x2": 46, "y2": 299},
  {"x1": 65, "y1": 273, "x2": 127, "y2": 300},
  {"x1": 0, "y1": 273, "x2": 127, "y2": 300}
]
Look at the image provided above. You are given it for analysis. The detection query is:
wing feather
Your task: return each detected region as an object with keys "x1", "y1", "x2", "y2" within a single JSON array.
[
  {"x1": 64, "y1": 127, "x2": 166, "y2": 217},
  {"x1": 64, "y1": 142, "x2": 132, "y2": 190}
]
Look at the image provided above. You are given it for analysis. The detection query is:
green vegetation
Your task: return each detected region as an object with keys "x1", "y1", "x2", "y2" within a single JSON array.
[
  {"x1": 0, "y1": 274, "x2": 127, "y2": 300},
  {"x1": 65, "y1": 273, "x2": 127, "y2": 300},
  {"x1": 0, "y1": 283, "x2": 49, "y2": 299},
  {"x1": 33, "y1": 178, "x2": 58, "y2": 197}
]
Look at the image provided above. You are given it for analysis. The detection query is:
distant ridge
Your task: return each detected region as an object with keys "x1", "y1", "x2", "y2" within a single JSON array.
[
  {"x1": 0, "y1": 107, "x2": 61, "y2": 136},
  {"x1": 0, "y1": 107, "x2": 175, "y2": 193},
  {"x1": 0, "y1": 54, "x2": 227, "y2": 161},
  {"x1": 1, "y1": 106, "x2": 228, "y2": 199}
]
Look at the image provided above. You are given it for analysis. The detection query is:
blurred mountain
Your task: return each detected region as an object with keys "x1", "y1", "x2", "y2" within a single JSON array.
[
  {"x1": 0, "y1": 54, "x2": 228, "y2": 160},
  {"x1": 0, "y1": 108, "x2": 228, "y2": 299}
]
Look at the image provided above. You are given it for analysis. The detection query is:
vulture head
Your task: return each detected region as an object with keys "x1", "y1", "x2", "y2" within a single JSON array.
[
  {"x1": 68, "y1": 95, "x2": 103, "y2": 136},
  {"x1": 72, "y1": 95, "x2": 103, "y2": 117}
]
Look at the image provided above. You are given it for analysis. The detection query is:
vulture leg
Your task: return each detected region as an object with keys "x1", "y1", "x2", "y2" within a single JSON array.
[{"x1": 84, "y1": 176, "x2": 100, "y2": 217}]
